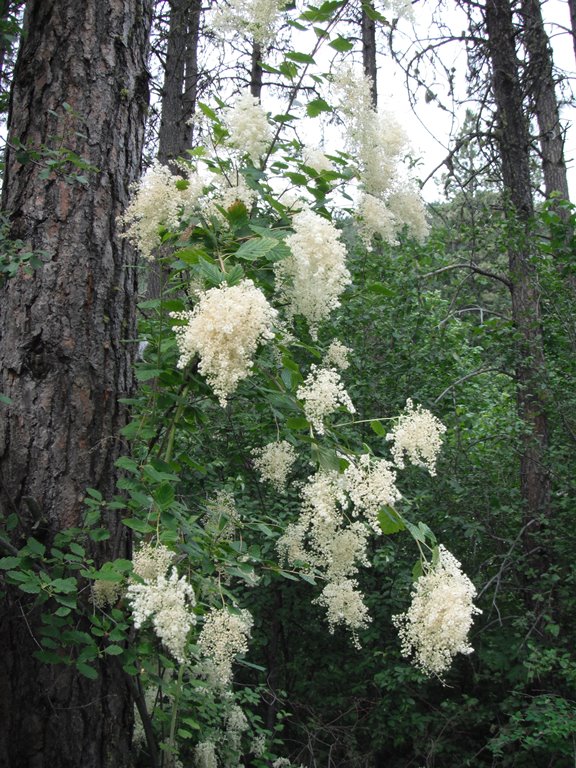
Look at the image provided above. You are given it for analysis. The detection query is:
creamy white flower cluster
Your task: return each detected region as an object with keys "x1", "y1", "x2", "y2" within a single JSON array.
[
  {"x1": 91, "y1": 579, "x2": 123, "y2": 609},
  {"x1": 296, "y1": 365, "x2": 356, "y2": 434},
  {"x1": 313, "y1": 579, "x2": 372, "y2": 647},
  {"x1": 324, "y1": 339, "x2": 351, "y2": 371},
  {"x1": 275, "y1": 208, "x2": 351, "y2": 338},
  {"x1": 332, "y1": 67, "x2": 429, "y2": 245},
  {"x1": 197, "y1": 608, "x2": 254, "y2": 686},
  {"x1": 195, "y1": 741, "x2": 218, "y2": 768},
  {"x1": 386, "y1": 398, "x2": 447, "y2": 476},
  {"x1": 211, "y1": 0, "x2": 289, "y2": 45},
  {"x1": 132, "y1": 541, "x2": 174, "y2": 581},
  {"x1": 345, "y1": 453, "x2": 402, "y2": 532},
  {"x1": 171, "y1": 279, "x2": 277, "y2": 406},
  {"x1": 277, "y1": 456, "x2": 404, "y2": 643},
  {"x1": 252, "y1": 440, "x2": 297, "y2": 491},
  {"x1": 225, "y1": 704, "x2": 250, "y2": 752},
  {"x1": 302, "y1": 147, "x2": 335, "y2": 174},
  {"x1": 392, "y1": 545, "x2": 481, "y2": 677},
  {"x1": 121, "y1": 161, "x2": 204, "y2": 260},
  {"x1": 226, "y1": 91, "x2": 273, "y2": 164},
  {"x1": 127, "y1": 552, "x2": 196, "y2": 664},
  {"x1": 277, "y1": 475, "x2": 371, "y2": 644}
]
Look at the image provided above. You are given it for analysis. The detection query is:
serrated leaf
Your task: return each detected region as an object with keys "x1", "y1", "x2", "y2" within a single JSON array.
[
  {"x1": 328, "y1": 36, "x2": 354, "y2": 52},
  {"x1": 235, "y1": 237, "x2": 279, "y2": 261},
  {"x1": 286, "y1": 51, "x2": 315, "y2": 64},
  {"x1": 135, "y1": 367, "x2": 163, "y2": 381},
  {"x1": 0, "y1": 556, "x2": 21, "y2": 569},
  {"x1": 377, "y1": 507, "x2": 405, "y2": 535},
  {"x1": 154, "y1": 482, "x2": 175, "y2": 510},
  {"x1": 115, "y1": 456, "x2": 139, "y2": 473},
  {"x1": 26, "y1": 537, "x2": 46, "y2": 557},
  {"x1": 122, "y1": 518, "x2": 154, "y2": 534},
  {"x1": 306, "y1": 98, "x2": 331, "y2": 117}
]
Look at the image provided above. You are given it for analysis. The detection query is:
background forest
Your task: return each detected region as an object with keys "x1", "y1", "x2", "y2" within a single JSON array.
[{"x1": 0, "y1": 1, "x2": 575, "y2": 768}]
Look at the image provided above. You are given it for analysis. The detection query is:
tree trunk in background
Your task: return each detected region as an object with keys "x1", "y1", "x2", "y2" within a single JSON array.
[
  {"x1": 250, "y1": 40, "x2": 263, "y2": 98},
  {"x1": 568, "y1": 0, "x2": 576, "y2": 63},
  {"x1": 485, "y1": 0, "x2": 550, "y2": 535},
  {"x1": 0, "y1": 0, "x2": 152, "y2": 765},
  {"x1": 520, "y1": 0, "x2": 570, "y2": 203},
  {"x1": 157, "y1": 0, "x2": 201, "y2": 165},
  {"x1": 149, "y1": 0, "x2": 201, "y2": 300},
  {"x1": 361, "y1": 1, "x2": 377, "y2": 107}
]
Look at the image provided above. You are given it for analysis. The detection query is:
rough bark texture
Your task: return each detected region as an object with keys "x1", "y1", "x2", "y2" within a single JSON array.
[
  {"x1": 250, "y1": 40, "x2": 264, "y2": 99},
  {"x1": 0, "y1": 0, "x2": 152, "y2": 765},
  {"x1": 485, "y1": 0, "x2": 550, "y2": 524},
  {"x1": 157, "y1": 0, "x2": 201, "y2": 165},
  {"x1": 361, "y1": 1, "x2": 377, "y2": 107},
  {"x1": 520, "y1": 0, "x2": 570, "y2": 203}
]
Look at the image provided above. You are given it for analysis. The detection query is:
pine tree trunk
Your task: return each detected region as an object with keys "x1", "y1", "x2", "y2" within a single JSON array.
[
  {"x1": 0, "y1": 0, "x2": 152, "y2": 765},
  {"x1": 568, "y1": 0, "x2": 576, "y2": 63},
  {"x1": 149, "y1": 0, "x2": 202, "y2": 301},
  {"x1": 520, "y1": 0, "x2": 570, "y2": 203},
  {"x1": 485, "y1": 0, "x2": 550, "y2": 529},
  {"x1": 250, "y1": 40, "x2": 263, "y2": 99},
  {"x1": 361, "y1": 1, "x2": 377, "y2": 107},
  {"x1": 157, "y1": 0, "x2": 201, "y2": 165}
]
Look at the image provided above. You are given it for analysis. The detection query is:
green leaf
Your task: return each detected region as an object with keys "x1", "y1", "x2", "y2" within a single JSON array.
[
  {"x1": 76, "y1": 662, "x2": 98, "y2": 680},
  {"x1": 235, "y1": 237, "x2": 279, "y2": 261},
  {"x1": 306, "y1": 98, "x2": 332, "y2": 118},
  {"x1": 286, "y1": 416, "x2": 309, "y2": 431},
  {"x1": 115, "y1": 456, "x2": 140, "y2": 474},
  {"x1": 122, "y1": 518, "x2": 155, "y2": 534},
  {"x1": 135, "y1": 367, "x2": 163, "y2": 382},
  {"x1": 328, "y1": 36, "x2": 354, "y2": 52},
  {"x1": 0, "y1": 392, "x2": 12, "y2": 405},
  {"x1": 412, "y1": 560, "x2": 423, "y2": 581},
  {"x1": 285, "y1": 51, "x2": 316, "y2": 64},
  {"x1": 0, "y1": 556, "x2": 21, "y2": 569},
  {"x1": 104, "y1": 644, "x2": 124, "y2": 656},
  {"x1": 154, "y1": 482, "x2": 175, "y2": 510},
  {"x1": 34, "y1": 649, "x2": 65, "y2": 665},
  {"x1": 26, "y1": 537, "x2": 46, "y2": 557},
  {"x1": 370, "y1": 419, "x2": 387, "y2": 437},
  {"x1": 197, "y1": 101, "x2": 219, "y2": 122},
  {"x1": 377, "y1": 507, "x2": 405, "y2": 535},
  {"x1": 311, "y1": 444, "x2": 340, "y2": 472},
  {"x1": 50, "y1": 577, "x2": 78, "y2": 594},
  {"x1": 69, "y1": 542, "x2": 85, "y2": 557}
]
